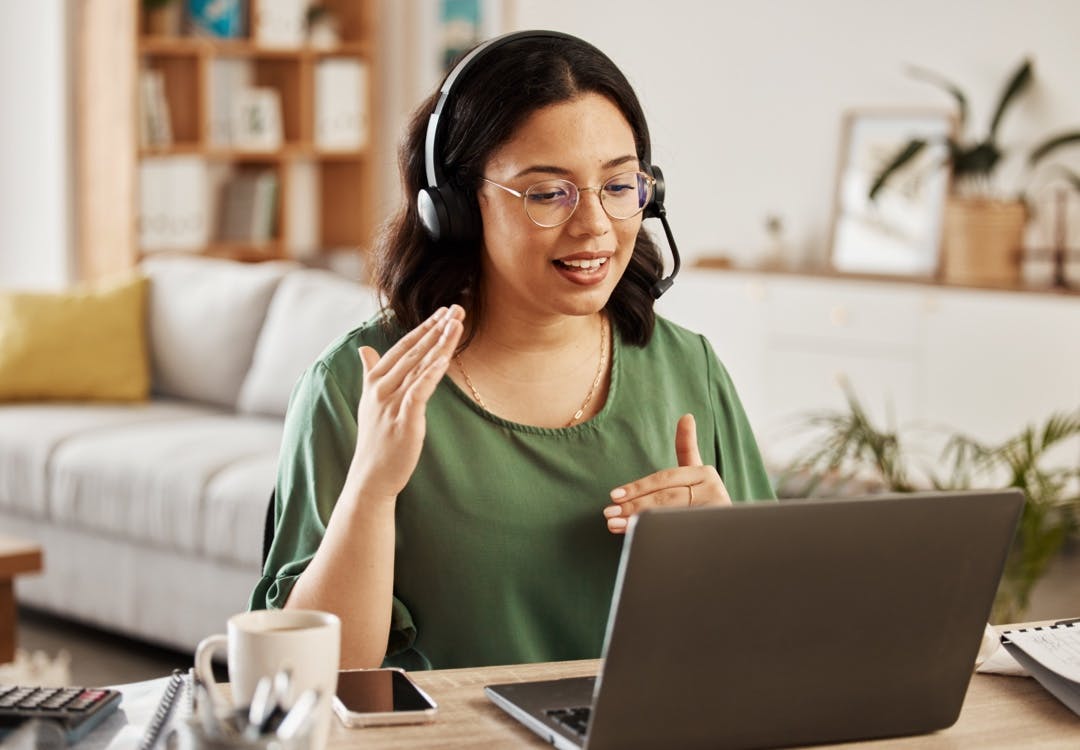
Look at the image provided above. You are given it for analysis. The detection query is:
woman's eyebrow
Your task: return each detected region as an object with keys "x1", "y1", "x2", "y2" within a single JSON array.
[{"x1": 511, "y1": 154, "x2": 638, "y2": 180}]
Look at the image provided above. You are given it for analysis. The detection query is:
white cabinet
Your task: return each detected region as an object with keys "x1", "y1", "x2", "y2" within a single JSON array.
[
  {"x1": 919, "y1": 289, "x2": 1080, "y2": 443},
  {"x1": 659, "y1": 269, "x2": 1080, "y2": 470},
  {"x1": 758, "y1": 276, "x2": 923, "y2": 464}
]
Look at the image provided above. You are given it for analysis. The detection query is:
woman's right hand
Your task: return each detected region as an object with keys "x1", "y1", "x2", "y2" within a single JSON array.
[{"x1": 349, "y1": 305, "x2": 464, "y2": 503}]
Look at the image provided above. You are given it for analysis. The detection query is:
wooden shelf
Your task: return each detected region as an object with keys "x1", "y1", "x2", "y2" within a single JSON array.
[
  {"x1": 138, "y1": 37, "x2": 371, "y2": 58},
  {"x1": 693, "y1": 258, "x2": 1080, "y2": 298},
  {"x1": 139, "y1": 145, "x2": 368, "y2": 162},
  {"x1": 77, "y1": 1, "x2": 380, "y2": 281},
  {"x1": 204, "y1": 241, "x2": 285, "y2": 262},
  {"x1": 138, "y1": 142, "x2": 204, "y2": 157},
  {"x1": 140, "y1": 242, "x2": 285, "y2": 263}
]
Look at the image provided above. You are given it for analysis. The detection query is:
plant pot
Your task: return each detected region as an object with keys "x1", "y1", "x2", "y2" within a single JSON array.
[
  {"x1": 145, "y1": 3, "x2": 183, "y2": 37},
  {"x1": 940, "y1": 196, "x2": 1028, "y2": 286}
]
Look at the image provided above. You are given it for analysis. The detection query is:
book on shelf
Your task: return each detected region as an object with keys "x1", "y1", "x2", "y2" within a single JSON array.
[
  {"x1": 208, "y1": 58, "x2": 253, "y2": 147},
  {"x1": 219, "y1": 170, "x2": 279, "y2": 244},
  {"x1": 139, "y1": 157, "x2": 210, "y2": 252},
  {"x1": 314, "y1": 58, "x2": 369, "y2": 151},
  {"x1": 138, "y1": 68, "x2": 173, "y2": 149},
  {"x1": 188, "y1": 0, "x2": 245, "y2": 38}
]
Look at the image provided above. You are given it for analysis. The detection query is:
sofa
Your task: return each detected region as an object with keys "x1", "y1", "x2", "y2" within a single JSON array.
[{"x1": 0, "y1": 256, "x2": 379, "y2": 653}]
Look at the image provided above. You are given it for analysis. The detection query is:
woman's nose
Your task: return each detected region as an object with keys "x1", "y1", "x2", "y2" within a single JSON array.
[{"x1": 568, "y1": 187, "x2": 611, "y2": 236}]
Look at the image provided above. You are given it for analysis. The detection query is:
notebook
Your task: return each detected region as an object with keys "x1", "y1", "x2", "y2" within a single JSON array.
[
  {"x1": 1001, "y1": 621, "x2": 1080, "y2": 717},
  {"x1": 485, "y1": 489, "x2": 1024, "y2": 750}
]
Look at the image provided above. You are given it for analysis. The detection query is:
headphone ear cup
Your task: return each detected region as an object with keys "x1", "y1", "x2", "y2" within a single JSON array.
[
  {"x1": 443, "y1": 187, "x2": 481, "y2": 244},
  {"x1": 417, "y1": 187, "x2": 451, "y2": 242},
  {"x1": 644, "y1": 164, "x2": 666, "y2": 219},
  {"x1": 643, "y1": 164, "x2": 665, "y2": 219},
  {"x1": 418, "y1": 186, "x2": 480, "y2": 244}
]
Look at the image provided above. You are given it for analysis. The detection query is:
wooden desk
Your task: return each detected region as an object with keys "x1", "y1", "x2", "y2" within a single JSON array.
[
  {"x1": 0, "y1": 536, "x2": 43, "y2": 663},
  {"x1": 327, "y1": 658, "x2": 1080, "y2": 749}
]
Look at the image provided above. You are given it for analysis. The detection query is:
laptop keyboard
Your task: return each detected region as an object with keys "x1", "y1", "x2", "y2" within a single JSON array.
[{"x1": 545, "y1": 706, "x2": 591, "y2": 737}]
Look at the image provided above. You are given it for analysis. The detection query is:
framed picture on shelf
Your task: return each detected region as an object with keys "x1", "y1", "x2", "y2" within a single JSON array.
[
  {"x1": 828, "y1": 109, "x2": 954, "y2": 278},
  {"x1": 438, "y1": 0, "x2": 508, "y2": 72},
  {"x1": 231, "y1": 88, "x2": 284, "y2": 151}
]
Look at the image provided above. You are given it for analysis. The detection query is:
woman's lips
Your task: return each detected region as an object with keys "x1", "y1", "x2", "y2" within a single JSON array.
[{"x1": 552, "y1": 256, "x2": 610, "y2": 286}]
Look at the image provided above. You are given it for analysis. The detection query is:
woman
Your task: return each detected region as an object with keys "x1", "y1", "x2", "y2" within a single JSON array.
[{"x1": 251, "y1": 31, "x2": 774, "y2": 670}]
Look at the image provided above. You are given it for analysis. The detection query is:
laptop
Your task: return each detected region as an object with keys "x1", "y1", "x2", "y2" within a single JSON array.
[{"x1": 485, "y1": 490, "x2": 1023, "y2": 750}]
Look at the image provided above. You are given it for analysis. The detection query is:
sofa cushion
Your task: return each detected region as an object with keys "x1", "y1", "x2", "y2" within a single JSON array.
[
  {"x1": 0, "y1": 275, "x2": 150, "y2": 402},
  {"x1": 0, "y1": 400, "x2": 218, "y2": 519},
  {"x1": 237, "y1": 269, "x2": 379, "y2": 417},
  {"x1": 47, "y1": 413, "x2": 282, "y2": 562},
  {"x1": 203, "y1": 453, "x2": 281, "y2": 566},
  {"x1": 142, "y1": 256, "x2": 295, "y2": 409}
]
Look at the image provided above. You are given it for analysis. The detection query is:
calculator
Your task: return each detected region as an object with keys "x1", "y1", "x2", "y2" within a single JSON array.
[{"x1": 0, "y1": 685, "x2": 123, "y2": 743}]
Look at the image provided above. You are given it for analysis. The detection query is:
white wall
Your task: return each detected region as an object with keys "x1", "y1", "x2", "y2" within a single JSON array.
[
  {"x1": 0, "y1": 1, "x2": 72, "y2": 289},
  {"x1": 382, "y1": 0, "x2": 1080, "y2": 268}
]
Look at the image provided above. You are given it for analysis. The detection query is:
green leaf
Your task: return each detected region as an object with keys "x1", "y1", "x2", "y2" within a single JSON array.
[
  {"x1": 988, "y1": 58, "x2": 1033, "y2": 142},
  {"x1": 1038, "y1": 409, "x2": 1080, "y2": 449},
  {"x1": 1030, "y1": 131, "x2": 1080, "y2": 166},
  {"x1": 907, "y1": 65, "x2": 968, "y2": 131},
  {"x1": 869, "y1": 140, "x2": 927, "y2": 202},
  {"x1": 952, "y1": 142, "x2": 1001, "y2": 179}
]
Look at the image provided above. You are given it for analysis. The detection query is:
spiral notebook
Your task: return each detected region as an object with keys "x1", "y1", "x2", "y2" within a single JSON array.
[
  {"x1": 1001, "y1": 622, "x2": 1080, "y2": 717},
  {"x1": 137, "y1": 669, "x2": 189, "y2": 750}
]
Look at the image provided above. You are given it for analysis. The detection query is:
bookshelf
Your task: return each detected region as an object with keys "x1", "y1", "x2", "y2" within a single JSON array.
[{"x1": 75, "y1": 1, "x2": 379, "y2": 280}]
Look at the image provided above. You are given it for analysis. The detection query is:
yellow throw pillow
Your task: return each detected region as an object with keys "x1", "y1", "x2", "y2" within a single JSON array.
[{"x1": 0, "y1": 275, "x2": 150, "y2": 401}]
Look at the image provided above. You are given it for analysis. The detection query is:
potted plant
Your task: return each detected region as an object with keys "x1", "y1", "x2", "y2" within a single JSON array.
[
  {"x1": 306, "y1": 4, "x2": 342, "y2": 48},
  {"x1": 782, "y1": 387, "x2": 1080, "y2": 623},
  {"x1": 870, "y1": 58, "x2": 1080, "y2": 286}
]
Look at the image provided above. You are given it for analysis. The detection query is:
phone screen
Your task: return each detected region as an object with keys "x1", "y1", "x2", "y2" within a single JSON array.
[{"x1": 336, "y1": 669, "x2": 435, "y2": 713}]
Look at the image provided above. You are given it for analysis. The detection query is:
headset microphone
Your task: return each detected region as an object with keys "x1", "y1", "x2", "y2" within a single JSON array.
[
  {"x1": 643, "y1": 165, "x2": 681, "y2": 299},
  {"x1": 418, "y1": 30, "x2": 682, "y2": 298}
]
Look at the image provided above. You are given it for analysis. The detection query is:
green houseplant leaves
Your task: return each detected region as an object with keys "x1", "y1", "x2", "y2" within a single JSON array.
[{"x1": 869, "y1": 58, "x2": 1080, "y2": 201}]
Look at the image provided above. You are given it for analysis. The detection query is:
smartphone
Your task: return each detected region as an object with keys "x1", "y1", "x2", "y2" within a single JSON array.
[{"x1": 332, "y1": 668, "x2": 438, "y2": 727}]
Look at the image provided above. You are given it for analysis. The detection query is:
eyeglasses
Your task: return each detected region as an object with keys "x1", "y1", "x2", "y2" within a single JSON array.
[{"x1": 482, "y1": 170, "x2": 655, "y2": 228}]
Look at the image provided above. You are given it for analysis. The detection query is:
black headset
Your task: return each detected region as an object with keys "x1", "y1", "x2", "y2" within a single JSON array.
[{"x1": 416, "y1": 29, "x2": 681, "y2": 299}]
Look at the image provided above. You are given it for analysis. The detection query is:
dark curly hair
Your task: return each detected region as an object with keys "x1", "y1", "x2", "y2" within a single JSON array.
[{"x1": 371, "y1": 34, "x2": 664, "y2": 348}]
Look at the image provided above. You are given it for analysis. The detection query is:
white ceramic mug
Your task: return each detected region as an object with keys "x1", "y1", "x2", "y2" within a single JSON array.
[{"x1": 194, "y1": 609, "x2": 341, "y2": 749}]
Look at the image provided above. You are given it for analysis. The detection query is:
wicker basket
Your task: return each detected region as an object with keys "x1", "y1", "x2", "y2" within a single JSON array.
[{"x1": 940, "y1": 197, "x2": 1027, "y2": 285}]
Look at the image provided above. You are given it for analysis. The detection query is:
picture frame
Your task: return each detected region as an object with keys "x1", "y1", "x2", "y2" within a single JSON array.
[
  {"x1": 828, "y1": 109, "x2": 955, "y2": 278},
  {"x1": 231, "y1": 88, "x2": 283, "y2": 151},
  {"x1": 438, "y1": 0, "x2": 508, "y2": 72}
]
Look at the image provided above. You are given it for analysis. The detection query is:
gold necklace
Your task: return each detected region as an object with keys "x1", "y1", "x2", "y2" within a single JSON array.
[{"x1": 455, "y1": 317, "x2": 608, "y2": 427}]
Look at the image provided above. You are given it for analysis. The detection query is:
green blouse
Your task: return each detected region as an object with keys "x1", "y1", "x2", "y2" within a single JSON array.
[{"x1": 250, "y1": 313, "x2": 774, "y2": 669}]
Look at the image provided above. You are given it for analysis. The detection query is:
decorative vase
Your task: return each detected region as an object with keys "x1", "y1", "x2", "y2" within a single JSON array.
[{"x1": 940, "y1": 196, "x2": 1028, "y2": 286}]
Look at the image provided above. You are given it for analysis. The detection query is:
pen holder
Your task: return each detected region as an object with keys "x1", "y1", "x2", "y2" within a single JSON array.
[{"x1": 174, "y1": 718, "x2": 312, "y2": 750}]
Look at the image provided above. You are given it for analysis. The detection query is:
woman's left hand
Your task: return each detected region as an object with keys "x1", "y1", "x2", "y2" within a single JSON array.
[{"x1": 603, "y1": 413, "x2": 732, "y2": 535}]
